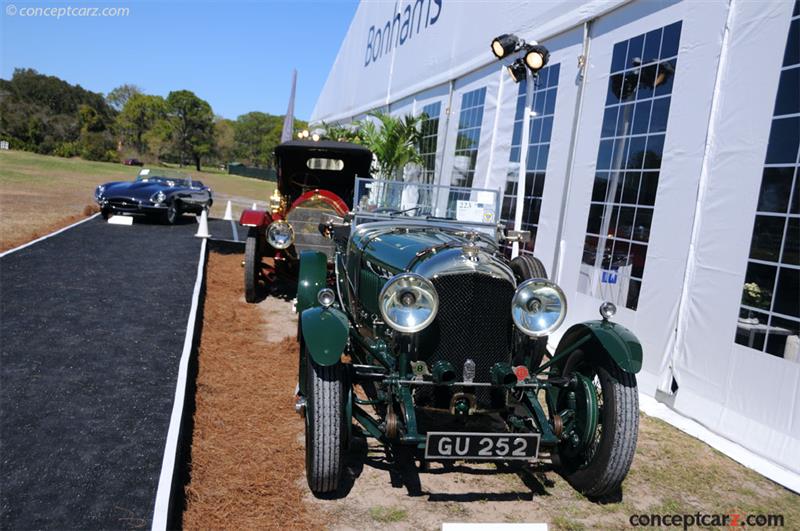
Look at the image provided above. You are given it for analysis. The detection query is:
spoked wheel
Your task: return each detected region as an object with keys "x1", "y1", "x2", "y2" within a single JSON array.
[
  {"x1": 165, "y1": 201, "x2": 181, "y2": 225},
  {"x1": 556, "y1": 350, "x2": 639, "y2": 498},
  {"x1": 244, "y1": 227, "x2": 262, "y2": 303},
  {"x1": 304, "y1": 344, "x2": 346, "y2": 496}
]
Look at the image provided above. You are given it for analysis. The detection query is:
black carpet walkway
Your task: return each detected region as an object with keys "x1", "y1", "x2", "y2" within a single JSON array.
[{"x1": 1, "y1": 216, "x2": 204, "y2": 529}]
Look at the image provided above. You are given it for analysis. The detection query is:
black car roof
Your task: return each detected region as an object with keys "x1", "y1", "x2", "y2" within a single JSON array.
[
  {"x1": 274, "y1": 140, "x2": 372, "y2": 157},
  {"x1": 274, "y1": 140, "x2": 373, "y2": 209}
]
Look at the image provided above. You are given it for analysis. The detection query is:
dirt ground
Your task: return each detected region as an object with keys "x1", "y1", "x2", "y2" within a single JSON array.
[{"x1": 185, "y1": 252, "x2": 799, "y2": 531}]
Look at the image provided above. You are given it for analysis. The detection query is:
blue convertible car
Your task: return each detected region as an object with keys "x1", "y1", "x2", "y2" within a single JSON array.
[{"x1": 95, "y1": 168, "x2": 213, "y2": 224}]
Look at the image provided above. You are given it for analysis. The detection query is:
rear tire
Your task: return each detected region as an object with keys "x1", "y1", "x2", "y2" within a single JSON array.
[
  {"x1": 510, "y1": 254, "x2": 548, "y2": 282},
  {"x1": 558, "y1": 352, "x2": 639, "y2": 498},
  {"x1": 244, "y1": 227, "x2": 260, "y2": 303},
  {"x1": 304, "y1": 346, "x2": 345, "y2": 496}
]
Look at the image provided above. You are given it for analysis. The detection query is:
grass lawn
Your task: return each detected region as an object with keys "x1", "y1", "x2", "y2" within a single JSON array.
[{"x1": 0, "y1": 150, "x2": 274, "y2": 251}]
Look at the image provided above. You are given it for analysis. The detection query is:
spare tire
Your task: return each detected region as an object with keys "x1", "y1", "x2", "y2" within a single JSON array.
[{"x1": 510, "y1": 254, "x2": 548, "y2": 283}]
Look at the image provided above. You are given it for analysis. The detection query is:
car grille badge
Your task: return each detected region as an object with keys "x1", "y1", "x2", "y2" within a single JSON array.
[{"x1": 410, "y1": 361, "x2": 430, "y2": 380}]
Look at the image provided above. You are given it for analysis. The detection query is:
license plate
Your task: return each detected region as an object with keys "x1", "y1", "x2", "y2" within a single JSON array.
[{"x1": 424, "y1": 432, "x2": 540, "y2": 460}]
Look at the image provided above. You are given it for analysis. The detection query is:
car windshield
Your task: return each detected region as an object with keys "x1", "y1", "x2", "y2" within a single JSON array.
[
  {"x1": 352, "y1": 177, "x2": 501, "y2": 236},
  {"x1": 136, "y1": 168, "x2": 193, "y2": 187}
]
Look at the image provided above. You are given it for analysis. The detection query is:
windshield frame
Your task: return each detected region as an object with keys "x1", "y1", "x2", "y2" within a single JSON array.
[
  {"x1": 351, "y1": 177, "x2": 502, "y2": 236},
  {"x1": 136, "y1": 168, "x2": 194, "y2": 188}
]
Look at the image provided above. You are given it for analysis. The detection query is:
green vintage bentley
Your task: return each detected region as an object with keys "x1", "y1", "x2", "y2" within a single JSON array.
[{"x1": 294, "y1": 178, "x2": 642, "y2": 498}]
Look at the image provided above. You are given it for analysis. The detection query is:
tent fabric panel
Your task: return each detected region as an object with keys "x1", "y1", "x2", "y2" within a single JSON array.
[{"x1": 672, "y1": 0, "x2": 800, "y2": 473}]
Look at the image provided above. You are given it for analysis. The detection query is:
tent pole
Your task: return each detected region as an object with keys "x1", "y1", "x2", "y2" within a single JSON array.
[{"x1": 553, "y1": 20, "x2": 592, "y2": 283}]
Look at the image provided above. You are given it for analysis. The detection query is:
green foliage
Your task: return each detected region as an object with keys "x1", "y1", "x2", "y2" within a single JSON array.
[
  {"x1": 116, "y1": 94, "x2": 167, "y2": 154},
  {"x1": 2, "y1": 68, "x2": 113, "y2": 120},
  {"x1": 166, "y1": 89, "x2": 214, "y2": 171},
  {"x1": 106, "y1": 84, "x2": 142, "y2": 112},
  {"x1": 79, "y1": 131, "x2": 115, "y2": 161},
  {"x1": 78, "y1": 104, "x2": 106, "y2": 133},
  {"x1": 0, "y1": 68, "x2": 308, "y2": 170},
  {"x1": 356, "y1": 111, "x2": 423, "y2": 179},
  {"x1": 233, "y1": 112, "x2": 307, "y2": 167},
  {"x1": 0, "y1": 68, "x2": 115, "y2": 159},
  {"x1": 53, "y1": 141, "x2": 80, "y2": 158},
  {"x1": 319, "y1": 121, "x2": 362, "y2": 143},
  {"x1": 214, "y1": 118, "x2": 236, "y2": 164},
  {"x1": 233, "y1": 111, "x2": 279, "y2": 167},
  {"x1": 142, "y1": 118, "x2": 174, "y2": 161}
]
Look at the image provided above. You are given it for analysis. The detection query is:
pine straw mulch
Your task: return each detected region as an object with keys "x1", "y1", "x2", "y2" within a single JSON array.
[{"x1": 183, "y1": 252, "x2": 321, "y2": 530}]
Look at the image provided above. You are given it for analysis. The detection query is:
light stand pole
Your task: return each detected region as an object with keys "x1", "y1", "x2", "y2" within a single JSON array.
[
  {"x1": 490, "y1": 34, "x2": 549, "y2": 258},
  {"x1": 512, "y1": 71, "x2": 535, "y2": 259}
]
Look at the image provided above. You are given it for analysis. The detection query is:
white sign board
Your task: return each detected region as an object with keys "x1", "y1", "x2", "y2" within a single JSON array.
[{"x1": 456, "y1": 200, "x2": 495, "y2": 223}]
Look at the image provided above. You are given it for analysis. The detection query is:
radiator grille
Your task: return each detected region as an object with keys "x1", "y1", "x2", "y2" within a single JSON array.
[
  {"x1": 417, "y1": 272, "x2": 515, "y2": 406},
  {"x1": 286, "y1": 205, "x2": 338, "y2": 259}
]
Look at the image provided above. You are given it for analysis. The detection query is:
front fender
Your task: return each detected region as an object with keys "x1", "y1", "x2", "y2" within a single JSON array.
[
  {"x1": 554, "y1": 320, "x2": 643, "y2": 374},
  {"x1": 296, "y1": 250, "x2": 328, "y2": 314},
  {"x1": 239, "y1": 209, "x2": 272, "y2": 227},
  {"x1": 301, "y1": 306, "x2": 349, "y2": 366}
]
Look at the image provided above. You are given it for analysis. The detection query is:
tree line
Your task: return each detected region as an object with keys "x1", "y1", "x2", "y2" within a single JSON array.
[{"x1": 0, "y1": 68, "x2": 307, "y2": 171}]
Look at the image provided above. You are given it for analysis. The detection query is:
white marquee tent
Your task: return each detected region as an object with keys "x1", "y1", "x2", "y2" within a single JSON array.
[{"x1": 312, "y1": 0, "x2": 800, "y2": 490}]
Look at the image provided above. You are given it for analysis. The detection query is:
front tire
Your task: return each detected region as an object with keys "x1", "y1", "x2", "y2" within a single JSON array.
[
  {"x1": 165, "y1": 201, "x2": 181, "y2": 225},
  {"x1": 304, "y1": 347, "x2": 345, "y2": 496},
  {"x1": 244, "y1": 227, "x2": 261, "y2": 303},
  {"x1": 558, "y1": 352, "x2": 639, "y2": 498}
]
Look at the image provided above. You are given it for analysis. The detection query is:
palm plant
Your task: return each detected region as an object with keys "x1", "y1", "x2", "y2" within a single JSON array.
[
  {"x1": 357, "y1": 111, "x2": 424, "y2": 180},
  {"x1": 319, "y1": 121, "x2": 363, "y2": 144}
]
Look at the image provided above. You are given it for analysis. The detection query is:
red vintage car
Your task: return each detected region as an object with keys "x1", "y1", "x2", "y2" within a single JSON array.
[{"x1": 240, "y1": 140, "x2": 373, "y2": 302}]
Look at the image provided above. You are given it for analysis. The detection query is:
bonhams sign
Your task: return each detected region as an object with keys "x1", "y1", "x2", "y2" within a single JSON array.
[{"x1": 364, "y1": 0, "x2": 442, "y2": 67}]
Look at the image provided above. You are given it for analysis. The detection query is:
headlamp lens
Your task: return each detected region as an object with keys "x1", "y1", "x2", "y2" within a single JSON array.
[
  {"x1": 267, "y1": 220, "x2": 294, "y2": 249},
  {"x1": 511, "y1": 279, "x2": 567, "y2": 337},
  {"x1": 379, "y1": 273, "x2": 438, "y2": 333}
]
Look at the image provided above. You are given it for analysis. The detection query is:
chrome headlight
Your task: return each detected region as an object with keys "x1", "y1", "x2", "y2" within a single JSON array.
[
  {"x1": 511, "y1": 279, "x2": 567, "y2": 337},
  {"x1": 95, "y1": 185, "x2": 105, "y2": 199},
  {"x1": 267, "y1": 220, "x2": 294, "y2": 249},
  {"x1": 151, "y1": 191, "x2": 166, "y2": 204},
  {"x1": 379, "y1": 273, "x2": 438, "y2": 333}
]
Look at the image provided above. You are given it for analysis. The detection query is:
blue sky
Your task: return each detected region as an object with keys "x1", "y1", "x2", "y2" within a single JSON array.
[{"x1": 0, "y1": 0, "x2": 359, "y2": 120}]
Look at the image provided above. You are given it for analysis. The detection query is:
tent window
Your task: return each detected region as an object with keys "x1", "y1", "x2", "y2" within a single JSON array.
[
  {"x1": 450, "y1": 87, "x2": 487, "y2": 193},
  {"x1": 736, "y1": 6, "x2": 800, "y2": 360},
  {"x1": 579, "y1": 21, "x2": 682, "y2": 311},
  {"x1": 418, "y1": 101, "x2": 441, "y2": 185},
  {"x1": 500, "y1": 63, "x2": 561, "y2": 256}
]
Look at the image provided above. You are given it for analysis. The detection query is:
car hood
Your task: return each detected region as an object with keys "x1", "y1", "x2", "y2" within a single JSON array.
[
  {"x1": 351, "y1": 221, "x2": 516, "y2": 284},
  {"x1": 101, "y1": 180, "x2": 173, "y2": 199}
]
